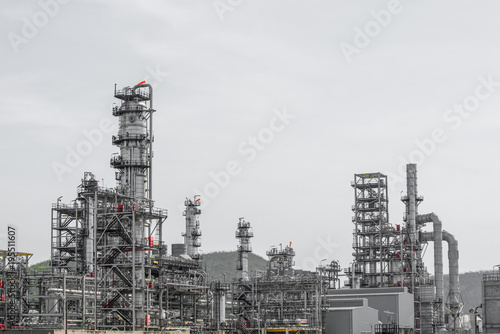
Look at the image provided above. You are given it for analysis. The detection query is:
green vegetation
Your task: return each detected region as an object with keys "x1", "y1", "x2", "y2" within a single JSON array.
[
  {"x1": 26, "y1": 252, "x2": 268, "y2": 282},
  {"x1": 28, "y1": 259, "x2": 50, "y2": 273},
  {"x1": 27, "y1": 254, "x2": 487, "y2": 315},
  {"x1": 443, "y1": 271, "x2": 486, "y2": 314},
  {"x1": 201, "y1": 251, "x2": 268, "y2": 282}
]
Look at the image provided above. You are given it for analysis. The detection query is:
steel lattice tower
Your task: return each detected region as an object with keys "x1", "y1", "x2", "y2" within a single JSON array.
[{"x1": 351, "y1": 173, "x2": 402, "y2": 287}]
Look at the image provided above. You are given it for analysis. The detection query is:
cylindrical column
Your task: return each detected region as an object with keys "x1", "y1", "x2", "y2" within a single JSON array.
[
  {"x1": 236, "y1": 218, "x2": 253, "y2": 280},
  {"x1": 183, "y1": 196, "x2": 202, "y2": 260},
  {"x1": 406, "y1": 164, "x2": 418, "y2": 292}
]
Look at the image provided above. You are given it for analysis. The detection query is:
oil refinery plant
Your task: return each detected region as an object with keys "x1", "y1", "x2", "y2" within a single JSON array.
[{"x1": 2, "y1": 83, "x2": 500, "y2": 334}]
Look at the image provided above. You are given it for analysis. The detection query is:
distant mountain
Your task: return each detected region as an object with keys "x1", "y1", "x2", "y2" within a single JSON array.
[
  {"x1": 443, "y1": 271, "x2": 486, "y2": 315},
  {"x1": 28, "y1": 252, "x2": 268, "y2": 283},
  {"x1": 201, "y1": 251, "x2": 268, "y2": 282},
  {"x1": 29, "y1": 259, "x2": 50, "y2": 272},
  {"x1": 29, "y1": 255, "x2": 484, "y2": 316}
]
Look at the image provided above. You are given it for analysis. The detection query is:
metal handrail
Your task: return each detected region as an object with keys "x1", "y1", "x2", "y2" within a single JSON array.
[
  {"x1": 110, "y1": 158, "x2": 150, "y2": 167},
  {"x1": 112, "y1": 134, "x2": 147, "y2": 142},
  {"x1": 483, "y1": 273, "x2": 500, "y2": 281},
  {"x1": 115, "y1": 89, "x2": 149, "y2": 99}
]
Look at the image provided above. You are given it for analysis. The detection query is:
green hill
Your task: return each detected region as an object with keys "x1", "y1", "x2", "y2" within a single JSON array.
[
  {"x1": 202, "y1": 251, "x2": 268, "y2": 282},
  {"x1": 29, "y1": 255, "x2": 486, "y2": 316},
  {"x1": 443, "y1": 271, "x2": 485, "y2": 315},
  {"x1": 27, "y1": 252, "x2": 268, "y2": 283},
  {"x1": 29, "y1": 259, "x2": 51, "y2": 273}
]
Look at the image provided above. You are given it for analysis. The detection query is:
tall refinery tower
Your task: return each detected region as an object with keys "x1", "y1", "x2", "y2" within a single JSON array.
[
  {"x1": 111, "y1": 83, "x2": 153, "y2": 201},
  {"x1": 50, "y1": 83, "x2": 168, "y2": 330},
  {"x1": 183, "y1": 195, "x2": 202, "y2": 260},
  {"x1": 236, "y1": 217, "x2": 253, "y2": 280}
]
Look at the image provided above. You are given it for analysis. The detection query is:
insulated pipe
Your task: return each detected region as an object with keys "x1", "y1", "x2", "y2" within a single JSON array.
[
  {"x1": 443, "y1": 230, "x2": 460, "y2": 315},
  {"x1": 421, "y1": 228, "x2": 461, "y2": 325},
  {"x1": 406, "y1": 164, "x2": 418, "y2": 293},
  {"x1": 417, "y1": 213, "x2": 444, "y2": 326}
]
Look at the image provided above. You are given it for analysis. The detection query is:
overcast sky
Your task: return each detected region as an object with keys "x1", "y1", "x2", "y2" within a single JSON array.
[{"x1": 2, "y1": 1, "x2": 500, "y2": 276}]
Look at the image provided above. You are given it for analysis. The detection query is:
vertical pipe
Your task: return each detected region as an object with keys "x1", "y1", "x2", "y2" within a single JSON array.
[
  {"x1": 159, "y1": 216, "x2": 164, "y2": 329},
  {"x1": 63, "y1": 273, "x2": 67, "y2": 334},
  {"x1": 141, "y1": 214, "x2": 146, "y2": 327},
  {"x1": 159, "y1": 290, "x2": 163, "y2": 330},
  {"x1": 443, "y1": 231, "x2": 460, "y2": 316},
  {"x1": 180, "y1": 293, "x2": 183, "y2": 322},
  {"x1": 280, "y1": 291, "x2": 284, "y2": 323},
  {"x1": 379, "y1": 177, "x2": 383, "y2": 286},
  {"x1": 231, "y1": 283, "x2": 234, "y2": 329},
  {"x1": 93, "y1": 191, "x2": 98, "y2": 329},
  {"x1": 406, "y1": 164, "x2": 417, "y2": 293},
  {"x1": 146, "y1": 286, "x2": 149, "y2": 331},
  {"x1": 132, "y1": 210, "x2": 136, "y2": 331},
  {"x1": 149, "y1": 91, "x2": 153, "y2": 208},
  {"x1": 51, "y1": 208, "x2": 55, "y2": 274},
  {"x1": 400, "y1": 225, "x2": 403, "y2": 287},
  {"x1": 75, "y1": 206, "x2": 78, "y2": 272},
  {"x1": 421, "y1": 227, "x2": 461, "y2": 330},
  {"x1": 418, "y1": 213, "x2": 445, "y2": 327},
  {"x1": 353, "y1": 175, "x2": 359, "y2": 272},
  {"x1": 82, "y1": 277, "x2": 86, "y2": 328}
]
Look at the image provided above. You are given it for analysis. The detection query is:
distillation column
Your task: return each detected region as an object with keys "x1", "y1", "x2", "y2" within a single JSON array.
[
  {"x1": 111, "y1": 85, "x2": 152, "y2": 201},
  {"x1": 235, "y1": 218, "x2": 253, "y2": 280},
  {"x1": 106, "y1": 83, "x2": 155, "y2": 329},
  {"x1": 183, "y1": 196, "x2": 202, "y2": 260}
]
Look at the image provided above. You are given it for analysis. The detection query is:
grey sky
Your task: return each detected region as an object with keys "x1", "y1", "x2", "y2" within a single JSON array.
[{"x1": 1, "y1": 0, "x2": 500, "y2": 274}]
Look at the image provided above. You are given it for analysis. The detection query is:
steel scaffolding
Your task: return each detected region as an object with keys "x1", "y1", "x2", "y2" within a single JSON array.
[
  {"x1": 231, "y1": 272, "x2": 325, "y2": 333},
  {"x1": 350, "y1": 173, "x2": 402, "y2": 287},
  {"x1": 23, "y1": 84, "x2": 210, "y2": 331},
  {"x1": 348, "y1": 166, "x2": 461, "y2": 334},
  {"x1": 0, "y1": 251, "x2": 31, "y2": 328}
]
